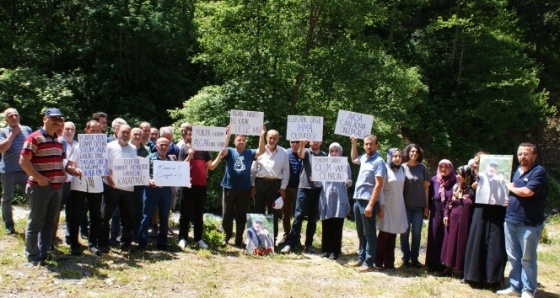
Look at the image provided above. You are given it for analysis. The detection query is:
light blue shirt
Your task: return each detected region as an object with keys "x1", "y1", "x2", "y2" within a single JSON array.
[
  {"x1": 0, "y1": 125, "x2": 32, "y2": 173},
  {"x1": 353, "y1": 152, "x2": 386, "y2": 200}
]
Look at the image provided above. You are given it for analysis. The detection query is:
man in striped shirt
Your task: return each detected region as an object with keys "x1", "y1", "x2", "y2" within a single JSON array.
[{"x1": 19, "y1": 108, "x2": 66, "y2": 266}]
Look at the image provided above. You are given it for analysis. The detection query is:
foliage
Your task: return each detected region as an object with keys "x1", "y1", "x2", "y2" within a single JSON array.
[{"x1": 202, "y1": 216, "x2": 226, "y2": 250}]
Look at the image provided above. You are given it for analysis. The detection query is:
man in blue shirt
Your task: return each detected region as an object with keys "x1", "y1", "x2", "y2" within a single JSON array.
[
  {"x1": 498, "y1": 143, "x2": 547, "y2": 298},
  {"x1": 0, "y1": 108, "x2": 32, "y2": 234}
]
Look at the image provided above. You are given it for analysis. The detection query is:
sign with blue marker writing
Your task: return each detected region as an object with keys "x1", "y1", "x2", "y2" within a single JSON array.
[
  {"x1": 334, "y1": 110, "x2": 374, "y2": 139},
  {"x1": 286, "y1": 115, "x2": 323, "y2": 141},
  {"x1": 229, "y1": 110, "x2": 264, "y2": 136},
  {"x1": 191, "y1": 126, "x2": 228, "y2": 152},
  {"x1": 112, "y1": 158, "x2": 149, "y2": 186},
  {"x1": 311, "y1": 156, "x2": 349, "y2": 182},
  {"x1": 78, "y1": 134, "x2": 109, "y2": 177},
  {"x1": 153, "y1": 160, "x2": 191, "y2": 187}
]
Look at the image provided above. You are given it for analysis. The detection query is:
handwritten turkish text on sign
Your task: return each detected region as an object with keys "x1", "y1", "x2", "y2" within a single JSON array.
[
  {"x1": 286, "y1": 115, "x2": 323, "y2": 141},
  {"x1": 229, "y1": 110, "x2": 264, "y2": 136},
  {"x1": 191, "y1": 126, "x2": 227, "y2": 152},
  {"x1": 78, "y1": 134, "x2": 109, "y2": 177},
  {"x1": 153, "y1": 160, "x2": 191, "y2": 187},
  {"x1": 311, "y1": 156, "x2": 348, "y2": 182},
  {"x1": 113, "y1": 158, "x2": 149, "y2": 187},
  {"x1": 334, "y1": 110, "x2": 374, "y2": 139}
]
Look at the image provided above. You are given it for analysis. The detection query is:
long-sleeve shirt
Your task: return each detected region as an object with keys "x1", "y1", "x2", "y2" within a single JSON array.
[{"x1": 251, "y1": 145, "x2": 290, "y2": 189}]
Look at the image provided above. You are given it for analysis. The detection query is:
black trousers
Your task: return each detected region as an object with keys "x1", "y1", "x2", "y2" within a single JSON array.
[
  {"x1": 179, "y1": 185, "x2": 207, "y2": 242},
  {"x1": 321, "y1": 217, "x2": 344, "y2": 254},
  {"x1": 221, "y1": 188, "x2": 251, "y2": 245},
  {"x1": 66, "y1": 191, "x2": 102, "y2": 248},
  {"x1": 100, "y1": 184, "x2": 134, "y2": 247},
  {"x1": 254, "y1": 178, "x2": 282, "y2": 241}
]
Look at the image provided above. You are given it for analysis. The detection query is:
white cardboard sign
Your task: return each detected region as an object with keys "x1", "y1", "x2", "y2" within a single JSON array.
[
  {"x1": 286, "y1": 115, "x2": 323, "y2": 141},
  {"x1": 311, "y1": 156, "x2": 348, "y2": 182},
  {"x1": 334, "y1": 110, "x2": 374, "y2": 139},
  {"x1": 77, "y1": 134, "x2": 109, "y2": 177},
  {"x1": 152, "y1": 160, "x2": 192, "y2": 187},
  {"x1": 229, "y1": 110, "x2": 264, "y2": 136},
  {"x1": 112, "y1": 158, "x2": 149, "y2": 186},
  {"x1": 191, "y1": 126, "x2": 227, "y2": 152}
]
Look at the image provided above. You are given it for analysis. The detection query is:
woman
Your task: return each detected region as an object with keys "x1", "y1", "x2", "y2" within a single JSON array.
[
  {"x1": 400, "y1": 144, "x2": 430, "y2": 268},
  {"x1": 463, "y1": 152, "x2": 507, "y2": 287},
  {"x1": 375, "y1": 148, "x2": 408, "y2": 269},
  {"x1": 319, "y1": 142, "x2": 352, "y2": 260},
  {"x1": 64, "y1": 120, "x2": 105, "y2": 256},
  {"x1": 425, "y1": 159, "x2": 456, "y2": 272},
  {"x1": 440, "y1": 165, "x2": 475, "y2": 277}
]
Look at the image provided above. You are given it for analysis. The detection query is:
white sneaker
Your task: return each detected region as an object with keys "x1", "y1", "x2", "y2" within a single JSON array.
[
  {"x1": 496, "y1": 287, "x2": 521, "y2": 296},
  {"x1": 280, "y1": 245, "x2": 291, "y2": 254},
  {"x1": 521, "y1": 291, "x2": 534, "y2": 298},
  {"x1": 178, "y1": 239, "x2": 187, "y2": 250},
  {"x1": 197, "y1": 240, "x2": 209, "y2": 249}
]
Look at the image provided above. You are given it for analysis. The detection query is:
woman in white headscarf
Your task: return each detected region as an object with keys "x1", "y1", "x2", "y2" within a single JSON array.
[{"x1": 318, "y1": 142, "x2": 352, "y2": 260}]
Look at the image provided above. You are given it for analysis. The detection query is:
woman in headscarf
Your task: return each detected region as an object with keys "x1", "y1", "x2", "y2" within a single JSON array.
[
  {"x1": 374, "y1": 148, "x2": 408, "y2": 270},
  {"x1": 425, "y1": 159, "x2": 457, "y2": 272},
  {"x1": 318, "y1": 142, "x2": 352, "y2": 260},
  {"x1": 440, "y1": 165, "x2": 476, "y2": 278}
]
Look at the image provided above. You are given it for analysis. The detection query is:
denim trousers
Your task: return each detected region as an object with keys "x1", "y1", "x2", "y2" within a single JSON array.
[
  {"x1": 354, "y1": 199, "x2": 378, "y2": 267},
  {"x1": 25, "y1": 184, "x2": 62, "y2": 261},
  {"x1": 1, "y1": 171, "x2": 28, "y2": 229},
  {"x1": 288, "y1": 188, "x2": 321, "y2": 247},
  {"x1": 400, "y1": 206, "x2": 424, "y2": 262},
  {"x1": 139, "y1": 187, "x2": 172, "y2": 246},
  {"x1": 504, "y1": 221, "x2": 543, "y2": 295}
]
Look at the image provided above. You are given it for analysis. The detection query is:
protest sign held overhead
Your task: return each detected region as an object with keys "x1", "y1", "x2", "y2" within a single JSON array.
[
  {"x1": 286, "y1": 115, "x2": 323, "y2": 141},
  {"x1": 78, "y1": 134, "x2": 109, "y2": 177},
  {"x1": 334, "y1": 110, "x2": 374, "y2": 139},
  {"x1": 191, "y1": 126, "x2": 227, "y2": 152},
  {"x1": 229, "y1": 110, "x2": 264, "y2": 136}
]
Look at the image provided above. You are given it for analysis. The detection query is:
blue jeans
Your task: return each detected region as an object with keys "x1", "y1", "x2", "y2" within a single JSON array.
[
  {"x1": 139, "y1": 187, "x2": 172, "y2": 246},
  {"x1": 354, "y1": 200, "x2": 378, "y2": 267},
  {"x1": 25, "y1": 185, "x2": 62, "y2": 261},
  {"x1": 400, "y1": 207, "x2": 424, "y2": 262},
  {"x1": 504, "y1": 221, "x2": 543, "y2": 295},
  {"x1": 288, "y1": 188, "x2": 320, "y2": 247},
  {"x1": 1, "y1": 171, "x2": 28, "y2": 229}
]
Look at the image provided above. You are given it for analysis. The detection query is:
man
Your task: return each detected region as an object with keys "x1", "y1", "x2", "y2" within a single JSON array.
[
  {"x1": 177, "y1": 123, "x2": 221, "y2": 249},
  {"x1": 216, "y1": 126, "x2": 265, "y2": 247},
  {"x1": 281, "y1": 139, "x2": 325, "y2": 254},
  {"x1": 138, "y1": 137, "x2": 174, "y2": 250},
  {"x1": 130, "y1": 127, "x2": 150, "y2": 241},
  {"x1": 99, "y1": 124, "x2": 137, "y2": 253},
  {"x1": 149, "y1": 128, "x2": 159, "y2": 144},
  {"x1": 64, "y1": 120, "x2": 104, "y2": 256},
  {"x1": 108, "y1": 118, "x2": 127, "y2": 142},
  {"x1": 251, "y1": 129, "x2": 290, "y2": 243},
  {"x1": 107, "y1": 118, "x2": 128, "y2": 244},
  {"x1": 349, "y1": 134, "x2": 386, "y2": 272},
  {"x1": 477, "y1": 160, "x2": 507, "y2": 205},
  {"x1": 160, "y1": 126, "x2": 179, "y2": 160},
  {"x1": 57, "y1": 121, "x2": 79, "y2": 244},
  {"x1": 497, "y1": 143, "x2": 547, "y2": 298},
  {"x1": 277, "y1": 139, "x2": 302, "y2": 246},
  {"x1": 92, "y1": 112, "x2": 108, "y2": 134},
  {"x1": 0, "y1": 108, "x2": 32, "y2": 234},
  {"x1": 19, "y1": 108, "x2": 66, "y2": 265},
  {"x1": 139, "y1": 121, "x2": 156, "y2": 153}
]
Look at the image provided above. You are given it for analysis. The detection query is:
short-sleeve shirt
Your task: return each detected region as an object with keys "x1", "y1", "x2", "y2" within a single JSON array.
[
  {"x1": 147, "y1": 152, "x2": 174, "y2": 178},
  {"x1": 353, "y1": 152, "x2": 386, "y2": 200},
  {"x1": 106, "y1": 140, "x2": 137, "y2": 192},
  {"x1": 20, "y1": 128, "x2": 66, "y2": 189},
  {"x1": 190, "y1": 151, "x2": 212, "y2": 186},
  {"x1": 0, "y1": 125, "x2": 32, "y2": 173},
  {"x1": 221, "y1": 147, "x2": 256, "y2": 190},
  {"x1": 402, "y1": 163, "x2": 430, "y2": 208},
  {"x1": 69, "y1": 144, "x2": 104, "y2": 193},
  {"x1": 505, "y1": 162, "x2": 547, "y2": 226},
  {"x1": 299, "y1": 149, "x2": 327, "y2": 189}
]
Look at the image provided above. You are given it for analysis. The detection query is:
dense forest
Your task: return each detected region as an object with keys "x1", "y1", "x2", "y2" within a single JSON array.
[{"x1": 1, "y1": 0, "x2": 559, "y2": 209}]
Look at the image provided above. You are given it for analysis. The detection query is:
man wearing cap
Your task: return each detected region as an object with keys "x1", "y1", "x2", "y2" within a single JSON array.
[
  {"x1": 0, "y1": 108, "x2": 32, "y2": 234},
  {"x1": 19, "y1": 108, "x2": 66, "y2": 265},
  {"x1": 251, "y1": 129, "x2": 290, "y2": 243},
  {"x1": 281, "y1": 139, "x2": 326, "y2": 254},
  {"x1": 214, "y1": 126, "x2": 265, "y2": 247},
  {"x1": 497, "y1": 143, "x2": 548, "y2": 298}
]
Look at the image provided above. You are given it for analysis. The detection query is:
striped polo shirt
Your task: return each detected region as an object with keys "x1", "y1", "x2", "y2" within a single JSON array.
[{"x1": 21, "y1": 128, "x2": 66, "y2": 189}]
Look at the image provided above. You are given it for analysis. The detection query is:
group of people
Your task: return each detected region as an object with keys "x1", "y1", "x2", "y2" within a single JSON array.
[{"x1": 0, "y1": 107, "x2": 548, "y2": 298}]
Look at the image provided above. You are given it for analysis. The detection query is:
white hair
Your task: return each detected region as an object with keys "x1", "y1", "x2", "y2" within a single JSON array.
[{"x1": 160, "y1": 126, "x2": 174, "y2": 136}]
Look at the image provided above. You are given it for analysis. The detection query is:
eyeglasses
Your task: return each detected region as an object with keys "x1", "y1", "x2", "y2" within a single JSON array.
[
  {"x1": 517, "y1": 153, "x2": 533, "y2": 157},
  {"x1": 290, "y1": 141, "x2": 300, "y2": 144}
]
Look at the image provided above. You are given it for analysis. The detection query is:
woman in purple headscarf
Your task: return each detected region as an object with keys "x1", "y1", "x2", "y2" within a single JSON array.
[{"x1": 425, "y1": 159, "x2": 456, "y2": 272}]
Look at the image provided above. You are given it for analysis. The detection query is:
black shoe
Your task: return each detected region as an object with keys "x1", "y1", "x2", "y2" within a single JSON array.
[
  {"x1": 70, "y1": 247, "x2": 83, "y2": 256},
  {"x1": 109, "y1": 239, "x2": 118, "y2": 247},
  {"x1": 88, "y1": 246, "x2": 101, "y2": 256},
  {"x1": 403, "y1": 260, "x2": 412, "y2": 268},
  {"x1": 156, "y1": 243, "x2": 168, "y2": 251},
  {"x1": 99, "y1": 246, "x2": 110, "y2": 254},
  {"x1": 6, "y1": 227, "x2": 16, "y2": 235},
  {"x1": 80, "y1": 233, "x2": 89, "y2": 240},
  {"x1": 120, "y1": 244, "x2": 132, "y2": 252},
  {"x1": 411, "y1": 260, "x2": 422, "y2": 268}
]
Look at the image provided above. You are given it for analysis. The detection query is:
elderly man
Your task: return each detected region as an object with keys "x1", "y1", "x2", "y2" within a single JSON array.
[
  {"x1": 214, "y1": 126, "x2": 265, "y2": 247},
  {"x1": 281, "y1": 139, "x2": 325, "y2": 254},
  {"x1": 497, "y1": 143, "x2": 548, "y2": 298},
  {"x1": 251, "y1": 129, "x2": 290, "y2": 243},
  {"x1": 56, "y1": 121, "x2": 78, "y2": 245},
  {"x1": 350, "y1": 134, "x2": 386, "y2": 272},
  {"x1": 99, "y1": 124, "x2": 137, "y2": 253},
  {"x1": 149, "y1": 128, "x2": 159, "y2": 144},
  {"x1": 130, "y1": 127, "x2": 150, "y2": 241},
  {"x1": 0, "y1": 108, "x2": 32, "y2": 234},
  {"x1": 19, "y1": 108, "x2": 66, "y2": 265}
]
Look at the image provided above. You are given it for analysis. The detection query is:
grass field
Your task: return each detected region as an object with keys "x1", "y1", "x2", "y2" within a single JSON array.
[{"x1": 1, "y1": 209, "x2": 559, "y2": 297}]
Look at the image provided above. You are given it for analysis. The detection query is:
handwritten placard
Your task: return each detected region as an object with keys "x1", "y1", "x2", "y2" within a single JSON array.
[
  {"x1": 153, "y1": 160, "x2": 191, "y2": 187},
  {"x1": 77, "y1": 134, "x2": 109, "y2": 177},
  {"x1": 229, "y1": 110, "x2": 264, "y2": 136},
  {"x1": 334, "y1": 110, "x2": 374, "y2": 139},
  {"x1": 191, "y1": 126, "x2": 227, "y2": 152},
  {"x1": 311, "y1": 156, "x2": 348, "y2": 182},
  {"x1": 286, "y1": 115, "x2": 323, "y2": 141},
  {"x1": 112, "y1": 158, "x2": 149, "y2": 186}
]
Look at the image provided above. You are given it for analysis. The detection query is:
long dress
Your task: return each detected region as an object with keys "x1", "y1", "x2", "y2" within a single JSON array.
[
  {"x1": 377, "y1": 165, "x2": 408, "y2": 235},
  {"x1": 425, "y1": 175, "x2": 454, "y2": 271},
  {"x1": 463, "y1": 201, "x2": 507, "y2": 285},
  {"x1": 440, "y1": 187, "x2": 474, "y2": 271}
]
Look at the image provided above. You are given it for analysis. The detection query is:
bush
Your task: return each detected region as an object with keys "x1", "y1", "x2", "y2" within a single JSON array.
[{"x1": 202, "y1": 215, "x2": 226, "y2": 250}]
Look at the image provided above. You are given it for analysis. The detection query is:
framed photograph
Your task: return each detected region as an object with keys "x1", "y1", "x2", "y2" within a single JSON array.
[
  {"x1": 475, "y1": 154, "x2": 513, "y2": 205},
  {"x1": 246, "y1": 213, "x2": 274, "y2": 255}
]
